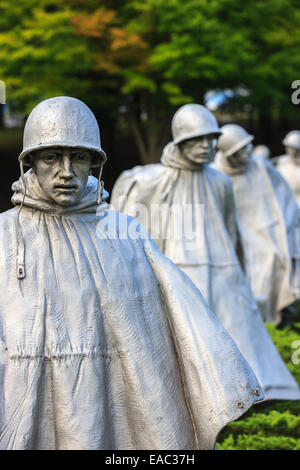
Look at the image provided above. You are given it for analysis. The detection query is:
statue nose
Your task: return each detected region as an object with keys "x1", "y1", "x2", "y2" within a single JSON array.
[
  {"x1": 201, "y1": 138, "x2": 210, "y2": 148},
  {"x1": 61, "y1": 153, "x2": 74, "y2": 177}
]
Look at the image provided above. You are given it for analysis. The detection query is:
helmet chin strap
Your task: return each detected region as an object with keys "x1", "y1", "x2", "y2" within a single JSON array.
[
  {"x1": 17, "y1": 160, "x2": 27, "y2": 280},
  {"x1": 96, "y1": 163, "x2": 104, "y2": 205}
]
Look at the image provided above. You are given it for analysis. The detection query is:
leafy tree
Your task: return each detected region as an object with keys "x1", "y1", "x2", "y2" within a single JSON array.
[{"x1": 0, "y1": 0, "x2": 299, "y2": 162}]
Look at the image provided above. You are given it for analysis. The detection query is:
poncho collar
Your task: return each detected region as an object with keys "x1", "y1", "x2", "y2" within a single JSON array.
[
  {"x1": 11, "y1": 169, "x2": 109, "y2": 215},
  {"x1": 161, "y1": 141, "x2": 207, "y2": 171}
]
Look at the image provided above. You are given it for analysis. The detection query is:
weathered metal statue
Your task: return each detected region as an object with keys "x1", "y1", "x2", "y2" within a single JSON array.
[
  {"x1": 0, "y1": 97, "x2": 264, "y2": 450},
  {"x1": 276, "y1": 130, "x2": 300, "y2": 206},
  {"x1": 214, "y1": 124, "x2": 300, "y2": 324},
  {"x1": 253, "y1": 145, "x2": 271, "y2": 160},
  {"x1": 111, "y1": 104, "x2": 300, "y2": 403}
]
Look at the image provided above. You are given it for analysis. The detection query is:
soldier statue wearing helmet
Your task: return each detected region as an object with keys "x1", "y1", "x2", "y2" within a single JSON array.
[
  {"x1": 19, "y1": 96, "x2": 107, "y2": 206},
  {"x1": 215, "y1": 124, "x2": 254, "y2": 170},
  {"x1": 169, "y1": 104, "x2": 221, "y2": 166},
  {"x1": 276, "y1": 130, "x2": 300, "y2": 206},
  {"x1": 112, "y1": 103, "x2": 300, "y2": 403},
  {"x1": 214, "y1": 123, "x2": 300, "y2": 325},
  {"x1": 0, "y1": 97, "x2": 266, "y2": 449}
]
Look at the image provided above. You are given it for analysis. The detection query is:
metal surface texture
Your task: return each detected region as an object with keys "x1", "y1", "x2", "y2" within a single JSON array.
[
  {"x1": 171, "y1": 103, "x2": 221, "y2": 145},
  {"x1": 277, "y1": 154, "x2": 300, "y2": 206},
  {"x1": 0, "y1": 97, "x2": 265, "y2": 450},
  {"x1": 111, "y1": 120, "x2": 300, "y2": 402},
  {"x1": 214, "y1": 150, "x2": 300, "y2": 323},
  {"x1": 19, "y1": 96, "x2": 107, "y2": 166},
  {"x1": 276, "y1": 131, "x2": 300, "y2": 205}
]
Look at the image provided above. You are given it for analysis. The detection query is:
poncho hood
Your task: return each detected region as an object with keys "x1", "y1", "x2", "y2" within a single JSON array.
[{"x1": 11, "y1": 169, "x2": 109, "y2": 215}]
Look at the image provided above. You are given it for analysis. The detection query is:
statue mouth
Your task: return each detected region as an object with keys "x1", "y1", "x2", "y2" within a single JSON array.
[{"x1": 54, "y1": 184, "x2": 77, "y2": 191}]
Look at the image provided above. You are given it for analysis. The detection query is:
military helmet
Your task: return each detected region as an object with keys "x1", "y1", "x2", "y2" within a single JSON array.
[
  {"x1": 282, "y1": 130, "x2": 300, "y2": 151},
  {"x1": 19, "y1": 96, "x2": 107, "y2": 167},
  {"x1": 218, "y1": 124, "x2": 254, "y2": 158},
  {"x1": 172, "y1": 104, "x2": 222, "y2": 145},
  {"x1": 253, "y1": 145, "x2": 271, "y2": 159}
]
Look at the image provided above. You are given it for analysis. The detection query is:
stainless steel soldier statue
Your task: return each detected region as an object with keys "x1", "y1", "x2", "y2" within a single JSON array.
[
  {"x1": 0, "y1": 97, "x2": 263, "y2": 450},
  {"x1": 112, "y1": 104, "x2": 300, "y2": 403},
  {"x1": 214, "y1": 124, "x2": 300, "y2": 324}
]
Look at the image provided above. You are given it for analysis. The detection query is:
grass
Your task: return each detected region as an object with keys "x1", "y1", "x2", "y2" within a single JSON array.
[{"x1": 217, "y1": 318, "x2": 300, "y2": 450}]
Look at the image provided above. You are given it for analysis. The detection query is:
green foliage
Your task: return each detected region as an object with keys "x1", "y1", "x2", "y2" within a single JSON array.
[
  {"x1": 1, "y1": 0, "x2": 299, "y2": 112},
  {"x1": 217, "y1": 319, "x2": 300, "y2": 450},
  {"x1": 266, "y1": 323, "x2": 300, "y2": 382},
  {"x1": 220, "y1": 434, "x2": 300, "y2": 450},
  {"x1": 1, "y1": 0, "x2": 299, "y2": 159}
]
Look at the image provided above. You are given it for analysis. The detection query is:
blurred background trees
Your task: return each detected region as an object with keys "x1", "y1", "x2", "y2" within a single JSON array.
[{"x1": 0, "y1": 0, "x2": 299, "y2": 207}]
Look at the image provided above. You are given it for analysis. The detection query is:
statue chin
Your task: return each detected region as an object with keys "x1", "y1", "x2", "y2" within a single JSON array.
[{"x1": 50, "y1": 192, "x2": 80, "y2": 206}]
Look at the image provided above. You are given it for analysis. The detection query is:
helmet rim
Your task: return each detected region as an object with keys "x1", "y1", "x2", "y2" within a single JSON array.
[{"x1": 19, "y1": 142, "x2": 107, "y2": 167}]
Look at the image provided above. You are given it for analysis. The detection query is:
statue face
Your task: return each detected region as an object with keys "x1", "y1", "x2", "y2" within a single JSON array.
[
  {"x1": 285, "y1": 146, "x2": 300, "y2": 162},
  {"x1": 228, "y1": 143, "x2": 253, "y2": 168},
  {"x1": 32, "y1": 147, "x2": 92, "y2": 206},
  {"x1": 179, "y1": 135, "x2": 218, "y2": 164}
]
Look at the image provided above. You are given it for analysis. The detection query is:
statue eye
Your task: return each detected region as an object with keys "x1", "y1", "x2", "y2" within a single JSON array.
[
  {"x1": 43, "y1": 153, "x2": 58, "y2": 163},
  {"x1": 72, "y1": 153, "x2": 89, "y2": 162}
]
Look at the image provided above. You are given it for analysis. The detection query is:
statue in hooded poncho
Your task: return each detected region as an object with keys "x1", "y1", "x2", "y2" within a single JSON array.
[
  {"x1": 276, "y1": 130, "x2": 300, "y2": 207},
  {"x1": 111, "y1": 104, "x2": 300, "y2": 403},
  {"x1": 214, "y1": 124, "x2": 300, "y2": 324},
  {"x1": 0, "y1": 97, "x2": 265, "y2": 450}
]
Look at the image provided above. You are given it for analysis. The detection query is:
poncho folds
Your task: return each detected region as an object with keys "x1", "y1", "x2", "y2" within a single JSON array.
[
  {"x1": 214, "y1": 152, "x2": 300, "y2": 323},
  {"x1": 111, "y1": 142, "x2": 300, "y2": 403},
  {"x1": 276, "y1": 155, "x2": 300, "y2": 207},
  {"x1": 0, "y1": 170, "x2": 263, "y2": 450}
]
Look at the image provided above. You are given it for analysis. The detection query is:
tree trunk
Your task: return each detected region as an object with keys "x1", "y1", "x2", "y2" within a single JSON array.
[
  {"x1": 127, "y1": 97, "x2": 172, "y2": 165},
  {"x1": 257, "y1": 109, "x2": 272, "y2": 148},
  {"x1": 0, "y1": 105, "x2": 4, "y2": 128}
]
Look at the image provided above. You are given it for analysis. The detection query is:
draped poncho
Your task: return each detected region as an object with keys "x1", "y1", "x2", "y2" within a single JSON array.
[
  {"x1": 276, "y1": 154, "x2": 300, "y2": 206},
  {"x1": 111, "y1": 142, "x2": 300, "y2": 403},
  {"x1": 0, "y1": 170, "x2": 264, "y2": 450},
  {"x1": 214, "y1": 152, "x2": 300, "y2": 323}
]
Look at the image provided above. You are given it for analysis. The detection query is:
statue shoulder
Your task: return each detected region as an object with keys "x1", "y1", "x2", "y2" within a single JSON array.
[
  {"x1": 276, "y1": 154, "x2": 290, "y2": 167},
  {"x1": 118, "y1": 164, "x2": 163, "y2": 182},
  {"x1": 111, "y1": 164, "x2": 165, "y2": 207},
  {"x1": 0, "y1": 207, "x2": 18, "y2": 225}
]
